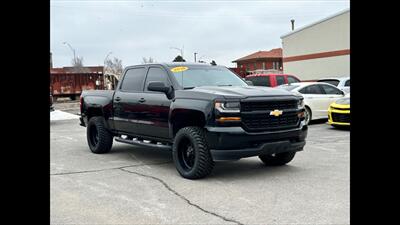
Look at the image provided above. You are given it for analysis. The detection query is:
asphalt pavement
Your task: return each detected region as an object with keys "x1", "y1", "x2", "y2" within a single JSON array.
[{"x1": 50, "y1": 114, "x2": 349, "y2": 225}]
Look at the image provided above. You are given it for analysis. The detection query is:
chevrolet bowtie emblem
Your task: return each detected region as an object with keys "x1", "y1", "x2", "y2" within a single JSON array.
[{"x1": 270, "y1": 109, "x2": 283, "y2": 117}]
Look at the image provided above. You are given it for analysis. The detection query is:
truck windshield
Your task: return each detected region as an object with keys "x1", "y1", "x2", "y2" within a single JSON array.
[{"x1": 169, "y1": 66, "x2": 247, "y2": 88}]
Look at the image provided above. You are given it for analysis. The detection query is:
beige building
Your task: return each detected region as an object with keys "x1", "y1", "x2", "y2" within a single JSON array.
[{"x1": 281, "y1": 9, "x2": 350, "y2": 81}]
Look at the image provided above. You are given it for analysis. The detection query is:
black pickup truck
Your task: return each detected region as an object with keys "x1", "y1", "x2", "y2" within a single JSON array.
[{"x1": 80, "y1": 63, "x2": 308, "y2": 179}]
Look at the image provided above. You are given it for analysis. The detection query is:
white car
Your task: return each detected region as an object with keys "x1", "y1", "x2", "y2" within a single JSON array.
[
  {"x1": 317, "y1": 77, "x2": 350, "y2": 94},
  {"x1": 277, "y1": 82, "x2": 346, "y2": 124}
]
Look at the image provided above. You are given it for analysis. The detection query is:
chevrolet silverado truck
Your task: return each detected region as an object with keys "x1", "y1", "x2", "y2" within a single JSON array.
[{"x1": 79, "y1": 63, "x2": 308, "y2": 179}]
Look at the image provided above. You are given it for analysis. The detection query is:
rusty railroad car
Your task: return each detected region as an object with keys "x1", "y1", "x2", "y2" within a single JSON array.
[{"x1": 50, "y1": 66, "x2": 105, "y2": 100}]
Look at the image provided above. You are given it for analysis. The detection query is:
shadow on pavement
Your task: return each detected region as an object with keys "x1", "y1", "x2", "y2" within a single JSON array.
[{"x1": 109, "y1": 144, "x2": 303, "y2": 180}]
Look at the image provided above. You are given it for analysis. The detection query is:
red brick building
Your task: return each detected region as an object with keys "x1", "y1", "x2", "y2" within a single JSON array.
[{"x1": 232, "y1": 48, "x2": 283, "y2": 77}]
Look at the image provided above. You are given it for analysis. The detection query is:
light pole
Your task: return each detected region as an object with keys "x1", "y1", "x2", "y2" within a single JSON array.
[
  {"x1": 170, "y1": 46, "x2": 184, "y2": 58},
  {"x1": 63, "y1": 42, "x2": 76, "y2": 63},
  {"x1": 194, "y1": 52, "x2": 197, "y2": 62}
]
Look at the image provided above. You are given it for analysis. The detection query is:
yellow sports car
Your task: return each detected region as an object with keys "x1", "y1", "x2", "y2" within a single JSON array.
[{"x1": 328, "y1": 95, "x2": 350, "y2": 127}]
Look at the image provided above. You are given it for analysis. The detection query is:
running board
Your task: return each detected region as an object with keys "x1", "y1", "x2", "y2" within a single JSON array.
[{"x1": 115, "y1": 137, "x2": 172, "y2": 150}]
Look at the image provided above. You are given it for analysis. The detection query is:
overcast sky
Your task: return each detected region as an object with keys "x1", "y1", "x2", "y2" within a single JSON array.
[{"x1": 50, "y1": 0, "x2": 349, "y2": 68}]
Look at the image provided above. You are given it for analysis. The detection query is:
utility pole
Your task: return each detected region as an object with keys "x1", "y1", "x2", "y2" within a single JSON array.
[
  {"x1": 194, "y1": 52, "x2": 197, "y2": 62},
  {"x1": 291, "y1": 19, "x2": 295, "y2": 31}
]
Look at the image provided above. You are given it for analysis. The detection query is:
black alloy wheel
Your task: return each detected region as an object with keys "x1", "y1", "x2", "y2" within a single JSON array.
[{"x1": 172, "y1": 126, "x2": 214, "y2": 179}]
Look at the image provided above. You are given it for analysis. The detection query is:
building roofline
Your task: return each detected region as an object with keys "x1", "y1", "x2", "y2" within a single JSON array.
[{"x1": 280, "y1": 8, "x2": 350, "y2": 39}]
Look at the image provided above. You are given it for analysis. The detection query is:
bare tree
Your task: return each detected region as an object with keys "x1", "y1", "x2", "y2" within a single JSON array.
[
  {"x1": 142, "y1": 57, "x2": 155, "y2": 64},
  {"x1": 71, "y1": 56, "x2": 90, "y2": 73},
  {"x1": 104, "y1": 57, "x2": 123, "y2": 77}
]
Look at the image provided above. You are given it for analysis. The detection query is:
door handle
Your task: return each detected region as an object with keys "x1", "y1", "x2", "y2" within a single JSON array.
[
  {"x1": 138, "y1": 98, "x2": 146, "y2": 103},
  {"x1": 115, "y1": 97, "x2": 121, "y2": 101}
]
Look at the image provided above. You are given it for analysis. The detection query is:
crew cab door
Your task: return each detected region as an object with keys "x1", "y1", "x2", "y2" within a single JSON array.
[
  {"x1": 134, "y1": 66, "x2": 172, "y2": 139},
  {"x1": 113, "y1": 67, "x2": 147, "y2": 134}
]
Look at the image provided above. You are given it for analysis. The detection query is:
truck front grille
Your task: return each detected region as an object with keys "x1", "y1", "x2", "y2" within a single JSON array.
[
  {"x1": 240, "y1": 99, "x2": 300, "y2": 131},
  {"x1": 241, "y1": 100, "x2": 297, "y2": 112},
  {"x1": 331, "y1": 113, "x2": 350, "y2": 123}
]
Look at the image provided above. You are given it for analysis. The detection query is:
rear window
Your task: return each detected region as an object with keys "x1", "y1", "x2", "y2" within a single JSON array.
[
  {"x1": 245, "y1": 76, "x2": 271, "y2": 87},
  {"x1": 318, "y1": 79, "x2": 339, "y2": 86}
]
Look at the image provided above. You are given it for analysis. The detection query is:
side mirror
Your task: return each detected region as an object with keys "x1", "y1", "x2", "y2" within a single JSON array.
[
  {"x1": 148, "y1": 81, "x2": 172, "y2": 93},
  {"x1": 245, "y1": 80, "x2": 254, "y2": 86}
]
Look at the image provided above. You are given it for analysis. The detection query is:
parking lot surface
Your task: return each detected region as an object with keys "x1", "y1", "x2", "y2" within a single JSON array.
[{"x1": 51, "y1": 114, "x2": 349, "y2": 225}]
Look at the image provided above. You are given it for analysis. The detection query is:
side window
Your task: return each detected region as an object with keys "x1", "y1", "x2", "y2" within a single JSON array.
[
  {"x1": 287, "y1": 76, "x2": 300, "y2": 84},
  {"x1": 320, "y1": 84, "x2": 343, "y2": 95},
  {"x1": 145, "y1": 67, "x2": 170, "y2": 91},
  {"x1": 120, "y1": 67, "x2": 146, "y2": 92},
  {"x1": 345, "y1": 79, "x2": 350, "y2": 86},
  {"x1": 299, "y1": 85, "x2": 323, "y2": 94},
  {"x1": 246, "y1": 76, "x2": 271, "y2": 87},
  {"x1": 276, "y1": 75, "x2": 285, "y2": 85}
]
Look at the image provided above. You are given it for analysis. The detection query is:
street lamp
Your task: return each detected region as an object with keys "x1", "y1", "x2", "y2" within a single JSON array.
[
  {"x1": 170, "y1": 46, "x2": 184, "y2": 58},
  {"x1": 194, "y1": 52, "x2": 197, "y2": 62},
  {"x1": 63, "y1": 41, "x2": 76, "y2": 62}
]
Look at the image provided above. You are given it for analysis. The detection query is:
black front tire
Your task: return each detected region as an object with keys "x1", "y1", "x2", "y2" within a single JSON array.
[
  {"x1": 259, "y1": 151, "x2": 296, "y2": 166},
  {"x1": 172, "y1": 127, "x2": 214, "y2": 179},
  {"x1": 87, "y1": 116, "x2": 113, "y2": 154}
]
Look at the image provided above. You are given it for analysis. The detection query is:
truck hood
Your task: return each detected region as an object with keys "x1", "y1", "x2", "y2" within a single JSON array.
[{"x1": 177, "y1": 86, "x2": 297, "y2": 100}]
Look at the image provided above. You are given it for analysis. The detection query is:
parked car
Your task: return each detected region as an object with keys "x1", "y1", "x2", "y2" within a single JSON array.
[
  {"x1": 328, "y1": 94, "x2": 350, "y2": 127},
  {"x1": 80, "y1": 63, "x2": 308, "y2": 179},
  {"x1": 245, "y1": 74, "x2": 301, "y2": 87},
  {"x1": 277, "y1": 82, "x2": 345, "y2": 125},
  {"x1": 317, "y1": 77, "x2": 350, "y2": 94}
]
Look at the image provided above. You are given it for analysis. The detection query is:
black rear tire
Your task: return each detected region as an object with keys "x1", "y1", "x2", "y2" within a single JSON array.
[
  {"x1": 259, "y1": 151, "x2": 296, "y2": 166},
  {"x1": 172, "y1": 127, "x2": 214, "y2": 179},
  {"x1": 87, "y1": 116, "x2": 113, "y2": 154}
]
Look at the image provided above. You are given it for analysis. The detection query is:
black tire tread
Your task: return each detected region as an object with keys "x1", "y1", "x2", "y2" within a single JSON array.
[
  {"x1": 173, "y1": 126, "x2": 214, "y2": 179},
  {"x1": 87, "y1": 116, "x2": 113, "y2": 154}
]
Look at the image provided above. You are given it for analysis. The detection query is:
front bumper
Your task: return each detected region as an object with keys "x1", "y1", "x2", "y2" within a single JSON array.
[
  {"x1": 328, "y1": 104, "x2": 350, "y2": 126},
  {"x1": 205, "y1": 122, "x2": 308, "y2": 160}
]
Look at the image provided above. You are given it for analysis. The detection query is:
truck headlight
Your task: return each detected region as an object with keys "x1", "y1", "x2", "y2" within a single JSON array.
[{"x1": 215, "y1": 101, "x2": 240, "y2": 113}]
